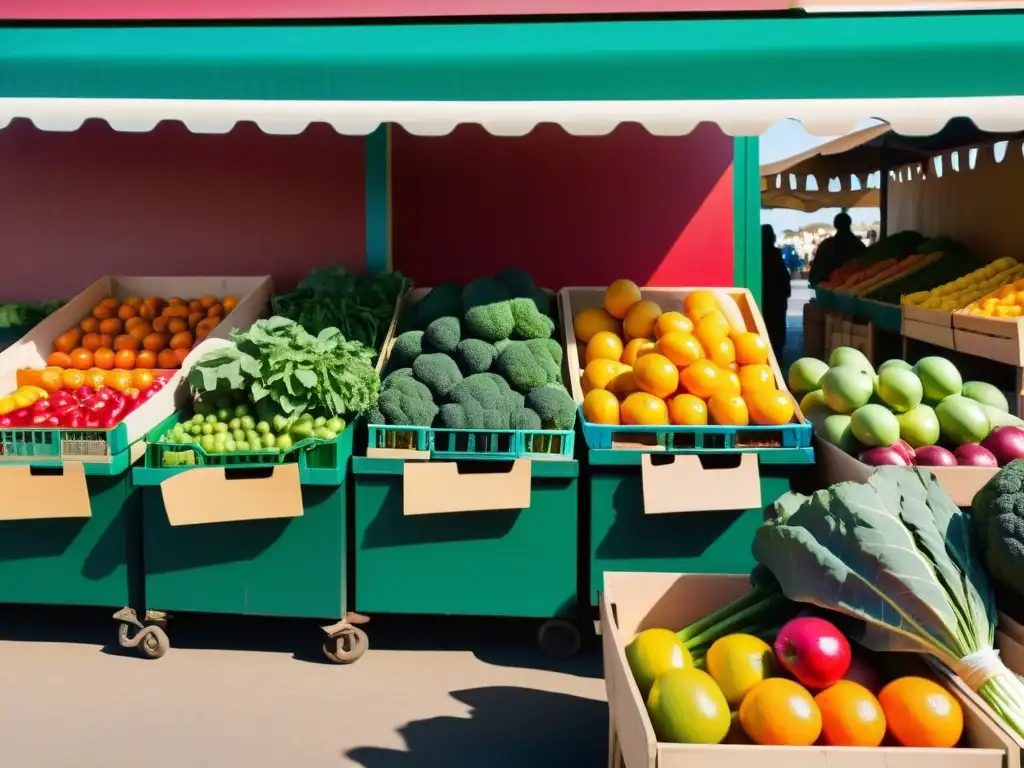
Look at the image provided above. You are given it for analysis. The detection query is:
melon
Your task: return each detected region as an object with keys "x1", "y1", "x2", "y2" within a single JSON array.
[
  {"x1": 914, "y1": 357, "x2": 963, "y2": 402},
  {"x1": 820, "y1": 365, "x2": 874, "y2": 414},
  {"x1": 788, "y1": 358, "x2": 830, "y2": 396},
  {"x1": 936, "y1": 395, "x2": 990, "y2": 446},
  {"x1": 850, "y1": 404, "x2": 901, "y2": 447},
  {"x1": 896, "y1": 405, "x2": 941, "y2": 448},
  {"x1": 828, "y1": 347, "x2": 874, "y2": 374},
  {"x1": 962, "y1": 381, "x2": 1010, "y2": 413},
  {"x1": 876, "y1": 368, "x2": 923, "y2": 414}
]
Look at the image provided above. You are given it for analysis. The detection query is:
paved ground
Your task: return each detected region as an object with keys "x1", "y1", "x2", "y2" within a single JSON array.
[{"x1": 0, "y1": 608, "x2": 607, "y2": 768}]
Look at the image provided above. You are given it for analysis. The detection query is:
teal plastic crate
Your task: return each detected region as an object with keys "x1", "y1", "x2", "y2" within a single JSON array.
[
  {"x1": 138, "y1": 411, "x2": 352, "y2": 486},
  {"x1": 815, "y1": 288, "x2": 840, "y2": 311},
  {"x1": 0, "y1": 423, "x2": 133, "y2": 465},
  {"x1": 858, "y1": 298, "x2": 902, "y2": 332},
  {"x1": 834, "y1": 291, "x2": 860, "y2": 316},
  {"x1": 367, "y1": 422, "x2": 574, "y2": 460}
]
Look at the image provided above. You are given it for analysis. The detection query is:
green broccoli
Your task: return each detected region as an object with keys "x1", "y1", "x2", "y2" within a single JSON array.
[
  {"x1": 525, "y1": 384, "x2": 577, "y2": 430},
  {"x1": 392, "y1": 330, "x2": 424, "y2": 366},
  {"x1": 381, "y1": 368, "x2": 414, "y2": 389},
  {"x1": 479, "y1": 372, "x2": 525, "y2": 410},
  {"x1": 414, "y1": 282, "x2": 464, "y2": 328},
  {"x1": 495, "y1": 339, "x2": 563, "y2": 394},
  {"x1": 496, "y1": 268, "x2": 552, "y2": 316},
  {"x1": 510, "y1": 297, "x2": 554, "y2": 340},
  {"x1": 511, "y1": 406, "x2": 542, "y2": 430},
  {"x1": 424, "y1": 316, "x2": 462, "y2": 354},
  {"x1": 973, "y1": 460, "x2": 1024, "y2": 599},
  {"x1": 463, "y1": 277, "x2": 515, "y2": 342},
  {"x1": 437, "y1": 374, "x2": 515, "y2": 430},
  {"x1": 454, "y1": 338, "x2": 497, "y2": 376},
  {"x1": 412, "y1": 353, "x2": 463, "y2": 399},
  {"x1": 368, "y1": 376, "x2": 438, "y2": 427}
]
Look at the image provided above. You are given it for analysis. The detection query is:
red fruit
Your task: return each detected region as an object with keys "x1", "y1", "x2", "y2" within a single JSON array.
[{"x1": 774, "y1": 617, "x2": 851, "y2": 689}]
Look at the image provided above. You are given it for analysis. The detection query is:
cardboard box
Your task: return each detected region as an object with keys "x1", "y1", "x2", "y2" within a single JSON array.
[
  {"x1": 903, "y1": 304, "x2": 956, "y2": 350},
  {"x1": 817, "y1": 437, "x2": 996, "y2": 507},
  {"x1": 601, "y1": 571, "x2": 1015, "y2": 768}
]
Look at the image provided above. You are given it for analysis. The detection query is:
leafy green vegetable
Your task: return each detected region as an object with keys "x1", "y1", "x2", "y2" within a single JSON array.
[
  {"x1": 270, "y1": 266, "x2": 408, "y2": 351},
  {"x1": 189, "y1": 316, "x2": 380, "y2": 418},
  {"x1": 0, "y1": 300, "x2": 65, "y2": 329}
]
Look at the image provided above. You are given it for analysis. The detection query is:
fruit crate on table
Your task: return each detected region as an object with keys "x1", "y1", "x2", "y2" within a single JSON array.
[{"x1": 0, "y1": 423, "x2": 132, "y2": 469}]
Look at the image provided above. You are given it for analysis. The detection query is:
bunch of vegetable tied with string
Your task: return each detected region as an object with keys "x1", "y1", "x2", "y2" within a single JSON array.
[{"x1": 670, "y1": 466, "x2": 1024, "y2": 738}]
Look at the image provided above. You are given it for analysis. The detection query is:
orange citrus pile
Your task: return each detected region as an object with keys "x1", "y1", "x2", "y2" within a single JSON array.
[{"x1": 576, "y1": 280, "x2": 794, "y2": 428}]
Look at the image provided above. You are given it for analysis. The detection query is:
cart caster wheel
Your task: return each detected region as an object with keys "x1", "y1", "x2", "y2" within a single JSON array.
[
  {"x1": 117, "y1": 619, "x2": 170, "y2": 660},
  {"x1": 322, "y1": 627, "x2": 368, "y2": 664},
  {"x1": 537, "y1": 619, "x2": 582, "y2": 658}
]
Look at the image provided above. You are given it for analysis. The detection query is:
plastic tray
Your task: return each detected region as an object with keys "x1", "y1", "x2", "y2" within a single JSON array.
[
  {"x1": 138, "y1": 412, "x2": 352, "y2": 486},
  {"x1": 0, "y1": 423, "x2": 133, "y2": 466},
  {"x1": 834, "y1": 291, "x2": 860, "y2": 316},
  {"x1": 858, "y1": 298, "x2": 902, "y2": 332},
  {"x1": 367, "y1": 422, "x2": 574, "y2": 461},
  {"x1": 814, "y1": 288, "x2": 840, "y2": 311}
]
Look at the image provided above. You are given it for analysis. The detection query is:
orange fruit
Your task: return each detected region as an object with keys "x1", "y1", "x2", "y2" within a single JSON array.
[
  {"x1": 61, "y1": 368, "x2": 86, "y2": 390},
  {"x1": 815, "y1": 680, "x2": 886, "y2": 747},
  {"x1": 695, "y1": 310, "x2": 730, "y2": 349},
  {"x1": 733, "y1": 332, "x2": 770, "y2": 365},
  {"x1": 623, "y1": 301, "x2": 662, "y2": 340},
  {"x1": 135, "y1": 350, "x2": 157, "y2": 370},
  {"x1": 117, "y1": 304, "x2": 138, "y2": 321},
  {"x1": 878, "y1": 677, "x2": 963, "y2": 748},
  {"x1": 123, "y1": 297, "x2": 143, "y2": 309},
  {"x1": 654, "y1": 311, "x2": 693, "y2": 338},
  {"x1": 604, "y1": 279, "x2": 642, "y2": 320},
  {"x1": 99, "y1": 318, "x2": 123, "y2": 336},
  {"x1": 605, "y1": 369, "x2": 638, "y2": 398},
  {"x1": 709, "y1": 394, "x2": 749, "y2": 425},
  {"x1": 99, "y1": 297, "x2": 121, "y2": 310},
  {"x1": 189, "y1": 311, "x2": 206, "y2": 329},
  {"x1": 54, "y1": 329, "x2": 81, "y2": 355},
  {"x1": 207, "y1": 303, "x2": 224, "y2": 319},
  {"x1": 620, "y1": 392, "x2": 669, "y2": 426},
  {"x1": 157, "y1": 349, "x2": 181, "y2": 369},
  {"x1": 748, "y1": 389, "x2": 795, "y2": 426},
  {"x1": 585, "y1": 331, "x2": 624, "y2": 364},
  {"x1": 132, "y1": 369, "x2": 155, "y2": 391},
  {"x1": 621, "y1": 338, "x2": 656, "y2": 367},
  {"x1": 223, "y1": 295, "x2": 239, "y2": 313},
  {"x1": 633, "y1": 354, "x2": 679, "y2": 399},
  {"x1": 114, "y1": 349, "x2": 136, "y2": 370},
  {"x1": 92, "y1": 304, "x2": 115, "y2": 321},
  {"x1": 582, "y1": 389, "x2": 621, "y2": 425},
  {"x1": 581, "y1": 359, "x2": 632, "y2": 394},
  {"x1": 114, "y1": 334, "x2": 140, "y2": 352},
  {"x1": 684, "y1": 290, "x2": 720, "y2": 324},
  {"x1": 79, "y1": 317, "x2": 100, "y2": 334},
  {"x1": 656, "y1": 332, "x2": 705, "y2": 368},
  {"x1": 170, "y1": 331, "x2": 194, "y2": 350},
  {"x1": 168, "y1": 318, "x2": 189, "y2": 335},
  {"x1": 679, "y1": 360, "x2": 724, "y2": 399},
  {"x1": 97, "y1": 334, "x2": 114, "y2": 351},
  {"x1": 93, "y1": 349, "x2": 115, "y2": 370},
  {"x1": 39, "y1": 367, "x2": 64, "y2": 393},
  {"x1": 667, "y1": 394, "x2": 708, "y2": 426},
  {"x1": 84, "y1": 368, "x2": 107, "y2": 390},
  {"x1": 105, "y1": 370, "x2": 133, "y2": 393},
  {"x1": 128, "y1": 322, "x2": 153, "y2": 341},
  {"x1": 573, "y1": 307, "x2": 621, "y2": 343},
  {"x1": 738, "y1": 364, "x2": 776, "y2": 394},
  {"x1": 81, "y1": 333, "x2": 102, "y2": 352},
  {"x1": 707, "y1": 337, "x2": 736, "y2": 370},
  {"x1": 740, "y1": 678, "x2": 822, "y2": 746},
  {"x1": 47, "y1": 351, "x2": 72, "y2": 368},
  {"x1": 722, "y1": 370, "x2": 742, "y2": 398},
  {"x1": 143, "y1": 334, "x2": 170, "y2": 353},
  {"x1": 69, "y1": 348, "x2": 94, "y2": 370}
]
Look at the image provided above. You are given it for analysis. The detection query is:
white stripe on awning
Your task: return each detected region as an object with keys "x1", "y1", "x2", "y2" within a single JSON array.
[{"x1": 4, "y1": 96, "x2": 1024, "y2": 137}]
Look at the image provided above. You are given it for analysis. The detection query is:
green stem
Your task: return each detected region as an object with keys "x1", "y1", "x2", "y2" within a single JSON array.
[
  {"x1": 684, "y1": 595, "x2": 790, "y2": 649},
  {"x1": 676, "y1": 587, "x2": 769, "y2": 644}
]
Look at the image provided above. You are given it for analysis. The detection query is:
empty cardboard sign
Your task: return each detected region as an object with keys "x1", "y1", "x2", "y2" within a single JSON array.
[
  {"x1": 0, "y1": 462, "x2": 91, "y2": 520},
  {"x1": 403, "y1": 459, "x2": 532, "y2": 516},
  {"x1": 640, "y1": 453, "x2": 761, "y2": 514},
  {"x1": 159, "y1": 464, "x2": 304, "y2": 526}
]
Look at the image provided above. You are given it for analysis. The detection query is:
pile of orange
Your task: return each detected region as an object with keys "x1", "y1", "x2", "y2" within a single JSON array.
[
  {"x1": 18, "y1": 366, "x2": 161, "y2": 394},
  {"x1": 575, "y1": 280, "x2": 794, "y2": 427},
  {"x1": 47, "y1": 294, "x2": 237, "y2": 371}
]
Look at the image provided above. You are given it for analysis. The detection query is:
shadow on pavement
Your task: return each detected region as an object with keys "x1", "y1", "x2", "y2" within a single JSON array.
[
  {"x1": 0, "y1": 606, "x2": 603, "y2": 678},
  {"x1": 346, "y1": 686, "x2": 607, "y2": 768}
]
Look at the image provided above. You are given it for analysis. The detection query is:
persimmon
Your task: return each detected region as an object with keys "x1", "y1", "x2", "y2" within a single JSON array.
[
  {"x1": 151, "y1": 316, "x2": 171, "y2": 334},
  {"x1": 222, "y1": 296, "x2": 239, "y2": 313},
  {"x1": 117, "y1": 304, "x2": 138, "y2": 321},
  {"x1": 82, "y1": 333, "x2": 102, "y2": 352},
  {"x1": 135, "y1": 350, "x2": 157, "y2": 369},
  {"x1": 124, "y1": 316, "x2": 148, "y2": 333},
  {"x1": 99, "y1": 318, "x2": 123, "y2": 336},
  {"x1": 188, "y1": 312, "x2": 205, "y2": 329},
  {"x1": 114, "y1": 335, "x2": 140, "y2": 352},
  {"x1": 199, "y1": 296, "x2": 218, "y2": 310},
  {"x1": 98, "y1": 333, "x2": 114, "y2": 350},
  {"x1": 69, "y1": 348, "x2": 94, "y2": 370},
  {"x1": 114, "y1": 349, "x2": 136, "y2": 370},
  {"x1": 92, "y1": 304, "x2": 115, "y2": 320},
  {"x1": 143, "y1": 333, "x2": 169, "y2": 353},
  {"x1": 79, "y1": 317, "x2": 100, "y2": 334},
  {"x1": 157, "y1": 349, "x2": 181, "y2": 369},
  {"x1": 128, "y1": 323, "x2": 153, "y2": 341},
  {"x1": 167, "y1": 318, "x2": 188, "y2": 335},
  {"x1": 189, "y1": 300, "x2": 204, "y2": 315},
  {"x1": 123, "y1": 296, "x2": 143, "y2": 309},
  {"x1": 93, "y1": 348, "x2": 115, "y2": 370},
  {"x1": 54, "y1": 329, "x2": 82, "y2": 354},
  {"x1": 170, "y1": 331, "x2": 193, "y2": 350},
  {"x1": 99, "y1": 297, "x2": 121, "y2": 310},
  {"x1": 163, "y1": 305, "x2": 189, "y2": 319},
  {"x1": 206, "y1": 303, "x2": 224, "y2": 318}
]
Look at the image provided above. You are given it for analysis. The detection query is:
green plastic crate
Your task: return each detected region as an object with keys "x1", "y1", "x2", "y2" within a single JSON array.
[
  {"x1": 352, "y1": 456, "x2": 578, "y2": 619},
  {"x1": 0, "y1": 457, "x2": 142, "y2": 608},
  {"x1": 0, "y1": 423, "x2": 133, "y2": 465},
  {"x1": 131, "y1": 419, "x2": 355, "y2": 620},
  {"x1": 585, "y1": 448, "x2": 813, "y2": 605},
  {"x1": 367, "y1": 423, "x2": 574, "y2": 461}
]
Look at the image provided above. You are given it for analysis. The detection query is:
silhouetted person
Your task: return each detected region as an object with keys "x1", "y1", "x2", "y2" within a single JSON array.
[
  {"x1": 866, "y1": 229, "x2": 878, "y2": 245},
  {"x1": 761, "y1": 224, "x2": 791, "y2": 359},
  {"x1": 809, "y1": 212, "x2": 867, "y2": 286}
]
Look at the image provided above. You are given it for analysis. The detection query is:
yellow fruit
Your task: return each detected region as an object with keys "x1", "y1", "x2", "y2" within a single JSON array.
[
  {"x1": 604, "y1": 279, "x2": 642, "y2": 320},
  {"x1": 654, "y1": 311, "x2": 693, "y2": 338},
  {"x1": 606, "y1": 370, "x2": 638, "y2": 398},
  {"x1": 625, "y1": 628, "x2": 693, "y2": 699},
  {"x1": 722, "y1": 370, "x2": 742, "y2": 398},
  {"x1": 648, "y1": 669, "x2": 732, "y2": 745},
  {"x1": 668, "y1": 393, "x2": 708, "y2": 426},
  {"x1": 585, "y1": 331, "x2": 624, "y2": 364},
  {"x1": 621, "y1": 338, "x2": 656, "y2": 367},
  {"x1": 707, "y1": 337, "x2": 736, "y2": 371},
  {"x1": 573, "y1": 306, "x2": 621, "y2": 343},
  {"x1": 679, "y1": 360, "x2": 725, "y2": 400},
  {"x1": 738, "y1": 364, "x2": 776, "y2": 394},
  {"x1": 582, "y1": 389, "x2": 621, "y2": 425},
  {"x1": 705, "y1": 634, "x2": 777, "y2": 708},
  {"x1": 708, "y1": 394, "x2": 749, "y2": 426},
  {"x1": 633, "y1": 353, "x2": 680, "y2": 399},
  {"x1": 684, "y1": 290, "x2": 720, "y2": 324},
  {"x1": 581, "y1": 359, "x2": 632, "y2": 394},
  {"x1": 733, "y1": 332, "x2": 770, "y2": 365},
  {"x1": 623, "y1": 301, "x2": 663, "y2": 340},
  {"x1": 0, "y1": 396, "x2": 15, "y2": 415},
  {"x1": 621, "y1": 392, "x2": 669, "y2": 426},
  {"x1": 656, "y1": 331, "x2": 705, "y2": 368},
  {"x1": 695, "y1": 310, "x2": 730, "y2": 348}
]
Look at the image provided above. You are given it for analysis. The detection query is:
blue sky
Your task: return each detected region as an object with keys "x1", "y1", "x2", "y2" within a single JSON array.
[{"x1": 759, "y1": 118, "x2": 881, "y2": 232}]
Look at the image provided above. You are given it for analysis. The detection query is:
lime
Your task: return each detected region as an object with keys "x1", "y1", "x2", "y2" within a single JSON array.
[
  {"x1": 228, "y1": 418, "x2": 241, "y2": 431},
  {"x1": 200, "y1": 423, "x2": 213, "y2": 436},
  {"x1": 237, "y1": 441, "x2": 250, "y2": 452},
  {"x1": 214, "y1": 422, "x2": 229, "y2": 434},
  {"x1": 240, "y1": 416, "x2": 256, "y2": 431},
  {"x1": 199, "y1": 435, "x2": 216, "y2": 453},
  {"x1": 234, "y1": 404, "x2": 250, "y2": 418},
  {"x1": 206, "y1": 414, "x2": 219, "y2": 424},
  {"x1": 256, "y1": 421, "x2": 271, "y2": 435}
]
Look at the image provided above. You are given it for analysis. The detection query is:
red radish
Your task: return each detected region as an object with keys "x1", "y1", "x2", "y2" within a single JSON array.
[
  {"x1": 859, "y1": 447, "x2": 910, "y2": 466},
  {"x1": 982, "y1": 426, "x2": 1024, "y2": 466},
  {"x1": 915, "y1": 445, "x2": 958, "y2": 466},
  {"x1": 774, "y1": 617, "x2": 852, "y2": 689},
  {"x1": 0, "y1": 416, "x2": 12, "y2": 428},
  {"x1": 954, "y1": 444, "x2": 999, "y2": 467}
]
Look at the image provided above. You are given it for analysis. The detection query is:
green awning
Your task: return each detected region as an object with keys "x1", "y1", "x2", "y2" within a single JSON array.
[{"x1": 2, "y1": 13, "x2": 1024, "y2": 135}]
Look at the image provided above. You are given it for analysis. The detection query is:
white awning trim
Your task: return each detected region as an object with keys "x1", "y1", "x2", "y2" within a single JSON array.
[{"x1": 4, "y1": 96, "x2": 1024, "y2": 137}]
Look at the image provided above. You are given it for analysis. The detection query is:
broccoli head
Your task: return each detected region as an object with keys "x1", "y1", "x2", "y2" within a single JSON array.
[
  {"x1": 510, "y1": 297, "x2": 554, "y2": 340},
  {"x1": 412, "y1": 352, "x2": 463, "y2": 400},
  {"x1": 525, "y1": 384, "x2": 577, "y2": 430},
  {"x1": 462, "y1": 277, "x2": 515, "y2": 342},
  {"x1": 382, "y1": 368, "x2": 414, "y2": 389},
  {"x1": 496, "y1": 268, "x2": 553, "y2": 316},
  {"x1": 454, "y1": 338, "x2": 497, "y2": 376},
  {"x1": 415, "y1": 282, "x2": 464, "y2": 328},
  {"x1": 392, "y1": 330, "x2": 424, "y2": 366},
  {"x1": 973, "y1": 460, "x2": 1024, "y2": 597},
  {"x1": 424, "y1": 315, "x2": 462, "y2": 354},
  {"x1": 437, "y1": 374, "x2": 516, "y2": 430},
  {"x1": 511, "y1": 406, "x2": 542, "y2": 430},
  {"x1": 495, "y1": 339, "x2": 563, "y2": 394},
  {"x1": 368, "y1": 376, "x2": 438, "y2": 427}
]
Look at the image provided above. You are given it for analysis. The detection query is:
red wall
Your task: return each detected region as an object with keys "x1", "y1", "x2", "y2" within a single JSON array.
[
  {"x1": 391, "y1": 123, "x2": 735, "y2": 290},
  {"x1": 0, "y1": 121, "x2": 366, "y2": 302}
]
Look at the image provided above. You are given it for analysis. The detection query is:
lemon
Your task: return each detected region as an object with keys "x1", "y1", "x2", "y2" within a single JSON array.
[
  {"x1": 705, "y1": 633, "x2": 777, "y2": 707},
  {"x1": 626, "y1": 628, "x2": 692, "y2": 698}
]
